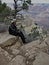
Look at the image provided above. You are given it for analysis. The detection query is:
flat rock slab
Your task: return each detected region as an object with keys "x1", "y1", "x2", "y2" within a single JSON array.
[
  {"x1": 0, "y1": 32, "x2": 17, "y2": 47},
  {"x1": 33, "y1": 52, "x2": 49, "y2": 65}
]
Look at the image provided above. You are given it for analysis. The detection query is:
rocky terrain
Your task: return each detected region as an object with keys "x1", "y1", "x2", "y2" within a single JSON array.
[
  {"x1": 0, "y1": 3, "x2": 49, "y2": 65},
  {"x1": 0, "y1": 31, "x2": 49, "y2": 65},
  {"x1": 0, "y1": 14, "x2": 49, "y2": 65}
]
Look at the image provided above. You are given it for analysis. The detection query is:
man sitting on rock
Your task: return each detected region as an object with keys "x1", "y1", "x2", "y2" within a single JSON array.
[{"x1": 9, "y1": 19, "x2": 26, "y2": 43}]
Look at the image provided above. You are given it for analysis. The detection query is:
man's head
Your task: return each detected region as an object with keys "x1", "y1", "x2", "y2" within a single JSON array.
[{"x1": 11, "y1": 19, "x2": 16, "y2": 25}]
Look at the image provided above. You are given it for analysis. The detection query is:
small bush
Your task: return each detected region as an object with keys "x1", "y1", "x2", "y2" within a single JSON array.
[
  {"x1": 32, "y1": 30, "x2": 40, "y2": 38},
  {"x1": 22, "y1": 2, "x2": 28, "y2": 10}
]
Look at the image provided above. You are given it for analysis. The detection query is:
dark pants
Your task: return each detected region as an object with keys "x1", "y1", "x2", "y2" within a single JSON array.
[{"x1": 9, "y1": 31, "x2": 26, "y2": 43}]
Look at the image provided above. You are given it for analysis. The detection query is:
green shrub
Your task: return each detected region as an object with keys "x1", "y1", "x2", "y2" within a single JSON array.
[
  {"x1": 26, "y1": 0, "x2": 31, "y2": 4},
  {"x1": 22, "y1": 2, "x2": 28, "y2": 10},
  {"x1": 32, "y1": 30, "x2": 40, "y2": 38}
]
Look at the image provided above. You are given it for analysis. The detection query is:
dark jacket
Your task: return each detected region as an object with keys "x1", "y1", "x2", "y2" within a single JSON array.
[
  {"x1": 9, "y1": 23, "x2": 26, "y2": 43},
  {"x1": 9, "y1": 23, "x2": 18, "y2": 35}
]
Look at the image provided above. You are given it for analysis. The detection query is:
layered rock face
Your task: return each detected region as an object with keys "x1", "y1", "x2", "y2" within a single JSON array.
[{"x1": 0, "y1": 32, "x2": 49, "y2": 65}]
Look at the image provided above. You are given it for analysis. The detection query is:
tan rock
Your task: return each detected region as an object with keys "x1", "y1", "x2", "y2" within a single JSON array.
[
  {"x1": 11, "y1": 49, "x2": 20, "y2": 55},
  {"x1": 20, "y1": 40, "x2": 40, "y2": 58},
  {"x1": 21, "y1": 40, "x2": 40, "y2": 50},
  {"x1": 33, "y1": 52, "x2": 49, "y2": 65},
  {"x1": 0, "y1": 33, "x2": 18, "y2": 47},
  {"x1": 8, "y1": 55, "x2": 26, "y2": 65},
  {"x1": 10, "y1": 41, "x2": 22, "y2": 50},
  {"x1": 0, "y1": 47, "x2": 12, "y2": 65}
]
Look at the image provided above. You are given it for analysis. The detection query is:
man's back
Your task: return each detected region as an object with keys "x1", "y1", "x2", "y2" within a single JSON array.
[{"x1": 9, "y1": 23, "x2": 18, "y2": 34}]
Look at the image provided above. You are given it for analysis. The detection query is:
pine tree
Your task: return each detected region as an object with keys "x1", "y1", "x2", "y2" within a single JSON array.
[
  {"x1": 26, "y1": 0, "x2": 31, "y2": 4},
  {"x1": 13, "y1": 0, "x2": 31, "y2": 18}
]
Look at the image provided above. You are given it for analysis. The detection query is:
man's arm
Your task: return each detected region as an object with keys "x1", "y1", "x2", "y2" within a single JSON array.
[
  {"x1": 9, "y1": 26, "x2": 16, "y2": 32},
  {"x1": 10, "y1": 26, "x2": 15, "y2": 31}
]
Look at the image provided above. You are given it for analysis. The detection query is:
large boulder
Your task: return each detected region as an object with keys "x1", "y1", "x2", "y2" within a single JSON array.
[
  {"x1": 19, "y1": 40, "x2": 40, "y2": 65},
  {"x1": 0, "y1": 32, "x2": 18, "y2": 47},
  {"x1": 19, "y1": 39, "x2": 49, "y2": 65}
]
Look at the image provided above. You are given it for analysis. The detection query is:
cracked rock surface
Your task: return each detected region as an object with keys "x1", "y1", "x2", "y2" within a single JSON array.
[{"x1": 0, "y1": 32, "x2": 49, "y2": 65}]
